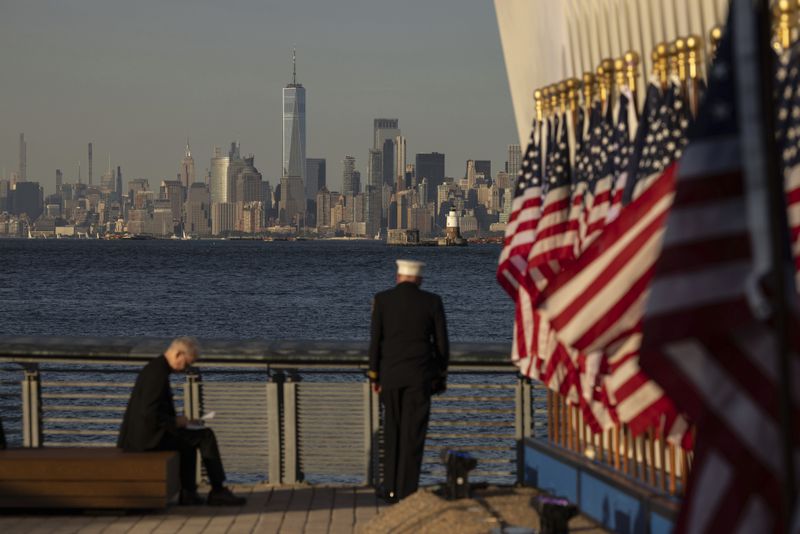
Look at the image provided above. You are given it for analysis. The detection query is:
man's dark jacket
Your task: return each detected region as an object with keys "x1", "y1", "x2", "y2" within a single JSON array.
[
  {"x1": 118, "y1": 355, "x2": 177, "y2": 451},
  {"x1": 369, "y1": 282, "x2": 449, "y2": 389}
]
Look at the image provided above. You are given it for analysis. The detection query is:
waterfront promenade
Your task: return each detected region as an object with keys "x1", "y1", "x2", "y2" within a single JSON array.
[{"x1": 0, "y1": 484, "x2": 610, "y2": 534}]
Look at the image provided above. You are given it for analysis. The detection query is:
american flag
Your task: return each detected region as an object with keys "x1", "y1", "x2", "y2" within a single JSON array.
[
  {"x1": 778, "y1": 46, "x2": 800, "y2": 292},
  {"x1": 641, "y1": 2, "x2": 800, "y2": 531},
  {"x1": 497, "y1": 120, "x2": 544, "y2": 299},
  {"x1": 606, "y1": 88, "x2": 638, "y2": 223}
]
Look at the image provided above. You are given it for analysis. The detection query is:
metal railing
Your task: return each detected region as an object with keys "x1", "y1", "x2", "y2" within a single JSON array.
[
  {"x1": 0, "y1": 337, "x2": 541, "y2": 487},
  {"x1": 545, "y1": 391, "x2": 692, "y2": 496}
]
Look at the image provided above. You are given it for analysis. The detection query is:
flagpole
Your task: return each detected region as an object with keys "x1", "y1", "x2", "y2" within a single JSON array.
[{"x1": 754, "y1": 0, "x2": 796, "y2": 528}]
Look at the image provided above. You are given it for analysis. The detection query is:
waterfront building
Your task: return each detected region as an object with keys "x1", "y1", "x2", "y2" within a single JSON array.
[
  {"x1": 179, "y1": 141, "x2": 195, "y2": 189},
  {"x1": 150, "y1": 201, "x2": 175, "y2": 237},
  {"x1": 227, "y1": 142, "x2": 245, "y2": 203},
  {"x1": 56, "y1": 170, "x2": 63, "y2": 193},
  {"x1": 281, "y1": 49, "x2": 306, "y2": 225},
  {"x1": 185, "y1": 183, "x2": 212, "y2": 237},
  {"x1": 364, "y1": 185, "x2": 381, "y2": 238},
  {"x1": 499, "y1": 187, "x2": 513, "y2": 224},
  {"x1": 210, "y1": 147, "x2": 230, "y2": 204},
  {"x1": 239, "y1": 201, "x2": 264, "y2": 233},
  {"x1": 261, "y1": 181, "x2": 275, "y2": 220},
  {"x1": 341, "y1": 156, "x2": 357, "y2": 196},
  {"x1": 160, "y1": 180, "x2": 185, "y2": 225},
  {"x1": 211, "y1": 202, "x2": 236, "y2": 236},
  {"x1": 373, "y1": 119, "x2": 400, "y2": 187},
  {"x1": 0, "y1": 180, "x2": 10, "y2": 212},
  {"x1": 234, "y1": 156, "x2": 263, "y2": 203},
  {"x1": 305, "y1": 158, "x2": 326, "y2": 200},
  {"x1": 353, "y1": 192, "x2": 365, "y2": 224},
  {"x1": 415, "y1": 152, "x2": 445, "y2": 206},
  {"x1": 11, "y1": 182, "x2": 43, "y2": 220},
  {"x1": 394, "y1": 136, "x2": 407, "y2": 192},
  {"x1": 409, "y1": 207, "x2": 433, "y2": 237},
  {"x1": 316, "y1": 187, "x2": 331, "y2": 229}
]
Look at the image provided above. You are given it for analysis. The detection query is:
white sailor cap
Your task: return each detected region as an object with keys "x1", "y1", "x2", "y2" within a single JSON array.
[{"x1": 396, "y1": 259, "x2": 425, "y2": 277}]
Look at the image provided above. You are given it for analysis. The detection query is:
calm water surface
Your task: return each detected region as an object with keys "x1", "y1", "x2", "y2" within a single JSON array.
[{"x1": 0, "y1": 239, "x2": 513, "y2": 343}]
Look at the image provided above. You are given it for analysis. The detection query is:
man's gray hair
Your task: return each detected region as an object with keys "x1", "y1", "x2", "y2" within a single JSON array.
[{"x1": 170, "y1": 336, "x2": 201, "y2": 357}]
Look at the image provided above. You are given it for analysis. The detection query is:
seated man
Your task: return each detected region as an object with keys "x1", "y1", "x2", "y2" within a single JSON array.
[{"x1": 117, "y1": 336, "x2": 245, "y2": 506}]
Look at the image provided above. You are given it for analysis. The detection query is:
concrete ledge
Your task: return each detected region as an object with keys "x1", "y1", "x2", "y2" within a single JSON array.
[{"x1": 524, "y1": 437, "x2": 679, "y2": 534}]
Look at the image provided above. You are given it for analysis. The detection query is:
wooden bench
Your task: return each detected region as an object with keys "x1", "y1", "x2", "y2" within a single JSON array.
[{"x1": 0, "y1": 448, "x2": 180, "y2": 509}]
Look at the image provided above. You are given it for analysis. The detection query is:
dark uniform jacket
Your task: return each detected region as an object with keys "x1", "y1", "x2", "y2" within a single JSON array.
[
  {"x1": 369, "y1": 282, "x2": 449, "y2": 389},
  {"x1": 117, "y1": 355, "x2": 177, "y2": 452}
]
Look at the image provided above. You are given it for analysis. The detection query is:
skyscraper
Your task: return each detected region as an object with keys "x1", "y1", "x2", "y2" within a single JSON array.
[
  {"x1": 374, "y1": 119, "x2": 400, "y2": 187},
  {"x1": 415, "y1": 152, "x2": 445, "y2": 204},
  {"x1": 210, "y1": 147, "x2": 230, "y2": 204},
  {"x1": 180, "y1": 140, "x2": 196, "y2": 189},
  {"x1": 475, "y1": 160, "x2": 491, "y2": 182},
  {"x1": 18, "y1": 133, "x2": 26, "y2": 182},
  {"x1": 507, "y1": 144, "x2": 522, "y2": 177},
  {"x1": 55, "y1": 169, "x2": 63, "y2": 192},
  {"x1": 394, "y1": 136, "x2": 407, "y2": 192},
  {"x1": 306, "y1": 158, "x2": 326, "y2": 199},
  {"x1": 281, "y1": 49, "x2": 306, "y2": 225},
  {"x1": 342, "y1": 156, "x2": 357, "y2": 196},
  {"x1": 88, "y1": 142, "x2": 93, "y2": 186}
]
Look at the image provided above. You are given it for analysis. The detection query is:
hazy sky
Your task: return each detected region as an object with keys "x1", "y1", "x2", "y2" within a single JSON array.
[{"x1": 0, "y1": 0, "x2": 516, "y2": 194}]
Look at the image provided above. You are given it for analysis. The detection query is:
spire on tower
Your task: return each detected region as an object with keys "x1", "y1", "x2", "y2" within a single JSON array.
[
  {"x1": 292, "y1": 47, "x2": 296, "y2": 85},
  {"x1": 185, "y1": 138, "x2": 191, "y2": 158}
]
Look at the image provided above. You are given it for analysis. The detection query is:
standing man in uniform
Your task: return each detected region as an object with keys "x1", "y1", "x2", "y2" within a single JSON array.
[
  {"x1": 118, "y1": 336, "x2": 246, "y2": 506},
  {"x1": 369, "y1": 260, "x2": 449, "y2": 503}
]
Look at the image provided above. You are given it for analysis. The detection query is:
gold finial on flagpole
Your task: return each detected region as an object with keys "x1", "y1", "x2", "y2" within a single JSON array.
[
  {"x1": 667, "y1": 42, "x2": 679, "y2": 79},
  {"x1": 655, "y1": 42, "x2": 669, "y2": 89},
  {"x1": 624, "y1": 51, "x2": 640, "y2": 117},
  {"x1": 534, "y1": 89, "x2": 544, "y2": 122},
  {"x1": 773, "y1": 0, "x2": 794, "y2": 52},
  {"x1": 549, "y1": 84, "x2": 559, "y2": 115},
  {"x1": 597, "y1": 58, "x2": 614, "y2": 105},
  {"x1": 674, "y1": 38, "x2": 688, "y2": 84},
  {"x1": 557, "y1": 81, "x2": 568, "y2": 114},
  {"x1": 686, "y1": 35, "x2": 703, "y2": 118},
  {"x1": 709, "y1": 26, "x2": 723, "y2": 58},
  {"x1": 566, "y1": 78, "x2": 580, "y2": 113},
  {"x1": 582, "y1": 72, "x2": 596, "y2": 107},
  {"x1": 614, "y1": 58, "x2": 626, "y2": 89},
  {"x1": 541, "y1": 86, "x2": 551, "y2": 117}
]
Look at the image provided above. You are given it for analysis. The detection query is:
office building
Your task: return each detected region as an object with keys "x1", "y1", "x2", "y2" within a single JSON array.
[
  {"x1": 88, "y1": 142, "x2": 93, "y2": 186},
  {"x1": 415, "y1": 152, "x2": 444, "y2": 203},
  {"x1": 227, "y1": 142, "x2": 245, "y2": 203},
  {"x1": 234, "y1": 156, "x2": 263, "y2": 203},
  {"x1": 374, "y1": 119, "x2": 400, "y2": 187},
  {"x1": 281, "y1": 49, "x2": 306, "y2": 225},
  {"x1": 180, "y1": 141, "x2": 196, "y2": 189},
  {"x1": 495, "y1": 170, "x2": 511, "y2": 190},
  {"x1": 316, "y1": 187, "x2": 332, "y2": 229},
  {"x1": 56, "y1": 169, "x2": 63, "y2": 193},
  {"x1": 212, "y1": 202, "x2": 237, "y2": 236},
  {"x1": 507, "y1": 144, "x2": 522, "y2": 176},
  {"x1": 394, "y1": 136, "x2": 406, "y2": 192},
  {"x1": 185, "y1": 183, "x2": 212, "y2": 237},
  {"x1": 210, "y1": 147, "x2": 230, "y2": 204},
  {"x1": 466, "y1": 160, "x2": 477, "y2": 190},
  {"x1": 342, "y1": 155, "x2": 357, "y2": 196},
  {"x1": 475, "y1": 160, "x2": 491, "y2": 183},
  {"x1": 11, "y1": 182, "x2": 43, "y2": 220},
  {"x1": 306, "y1": 158, "x2": 326, "y2": 199},
  {"x1": 160, "y1": 180, "x2": 185, "y2": 223}
]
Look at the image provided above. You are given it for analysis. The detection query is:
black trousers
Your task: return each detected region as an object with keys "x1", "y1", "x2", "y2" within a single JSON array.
[
  {"x1": 158, "y1": 428, "x2": 226, "y2": 492},
  {"x1": 381, "y1": 384, "x2": 431, "y2": 499}
]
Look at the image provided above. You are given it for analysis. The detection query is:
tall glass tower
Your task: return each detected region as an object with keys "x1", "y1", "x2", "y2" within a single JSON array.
[{"x1": 281, "y1": 49, "x2": 306, "y2": 224}]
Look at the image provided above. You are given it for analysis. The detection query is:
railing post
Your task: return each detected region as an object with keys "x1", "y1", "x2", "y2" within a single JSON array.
[
  {"x1": 515, "y1": 375, "x2": 531, "y2": 485},
  {"x1": 21, "y1": 364, "x2": 41, "y2": 448},
  {"x1": 184, "y1": 371, "x2": 202, "y2": 485},
  {"x1": 283, "y1": 379, "x2": 297, "y2": 485},
  {"x1": 370, "y1": 380, "x2": 380, "y2": 487},
  {"x1": 363, "y1": 380, "x2": 372, "y2": 485},
  {"x1": 266, "y1": 375, "x2": 282, "y2": 485}
]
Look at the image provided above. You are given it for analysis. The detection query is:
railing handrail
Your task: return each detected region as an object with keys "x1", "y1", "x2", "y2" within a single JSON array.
[{"x1": 0, "y1": 336, "x2": 513, "y2": 366}]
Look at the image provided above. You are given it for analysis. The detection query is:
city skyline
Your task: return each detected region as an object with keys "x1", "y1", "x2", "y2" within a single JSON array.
[{"x1": 0, "y1": 0, "x2": 516, "y2": 195}]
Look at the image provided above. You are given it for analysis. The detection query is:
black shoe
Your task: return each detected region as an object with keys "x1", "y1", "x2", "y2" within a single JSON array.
[
  {"x1": 375, "y1": 485, "x2": 399, "y2": 504},
  {"x1": 207, "y1": 486, "x2": 247, "y2": 506},
  {"x1": 179, "y1": 489, "x2": 205, "y2": 506}
]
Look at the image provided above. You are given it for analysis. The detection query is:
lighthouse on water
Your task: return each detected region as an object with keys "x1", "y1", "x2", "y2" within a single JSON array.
[{"x1": 439, "y1": 209, "x2": 467, "y2": 246}]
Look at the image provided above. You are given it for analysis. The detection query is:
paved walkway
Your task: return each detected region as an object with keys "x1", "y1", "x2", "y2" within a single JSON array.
[{"x1": 0, "y1": 484, "x2": 610, "y2": 534}]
